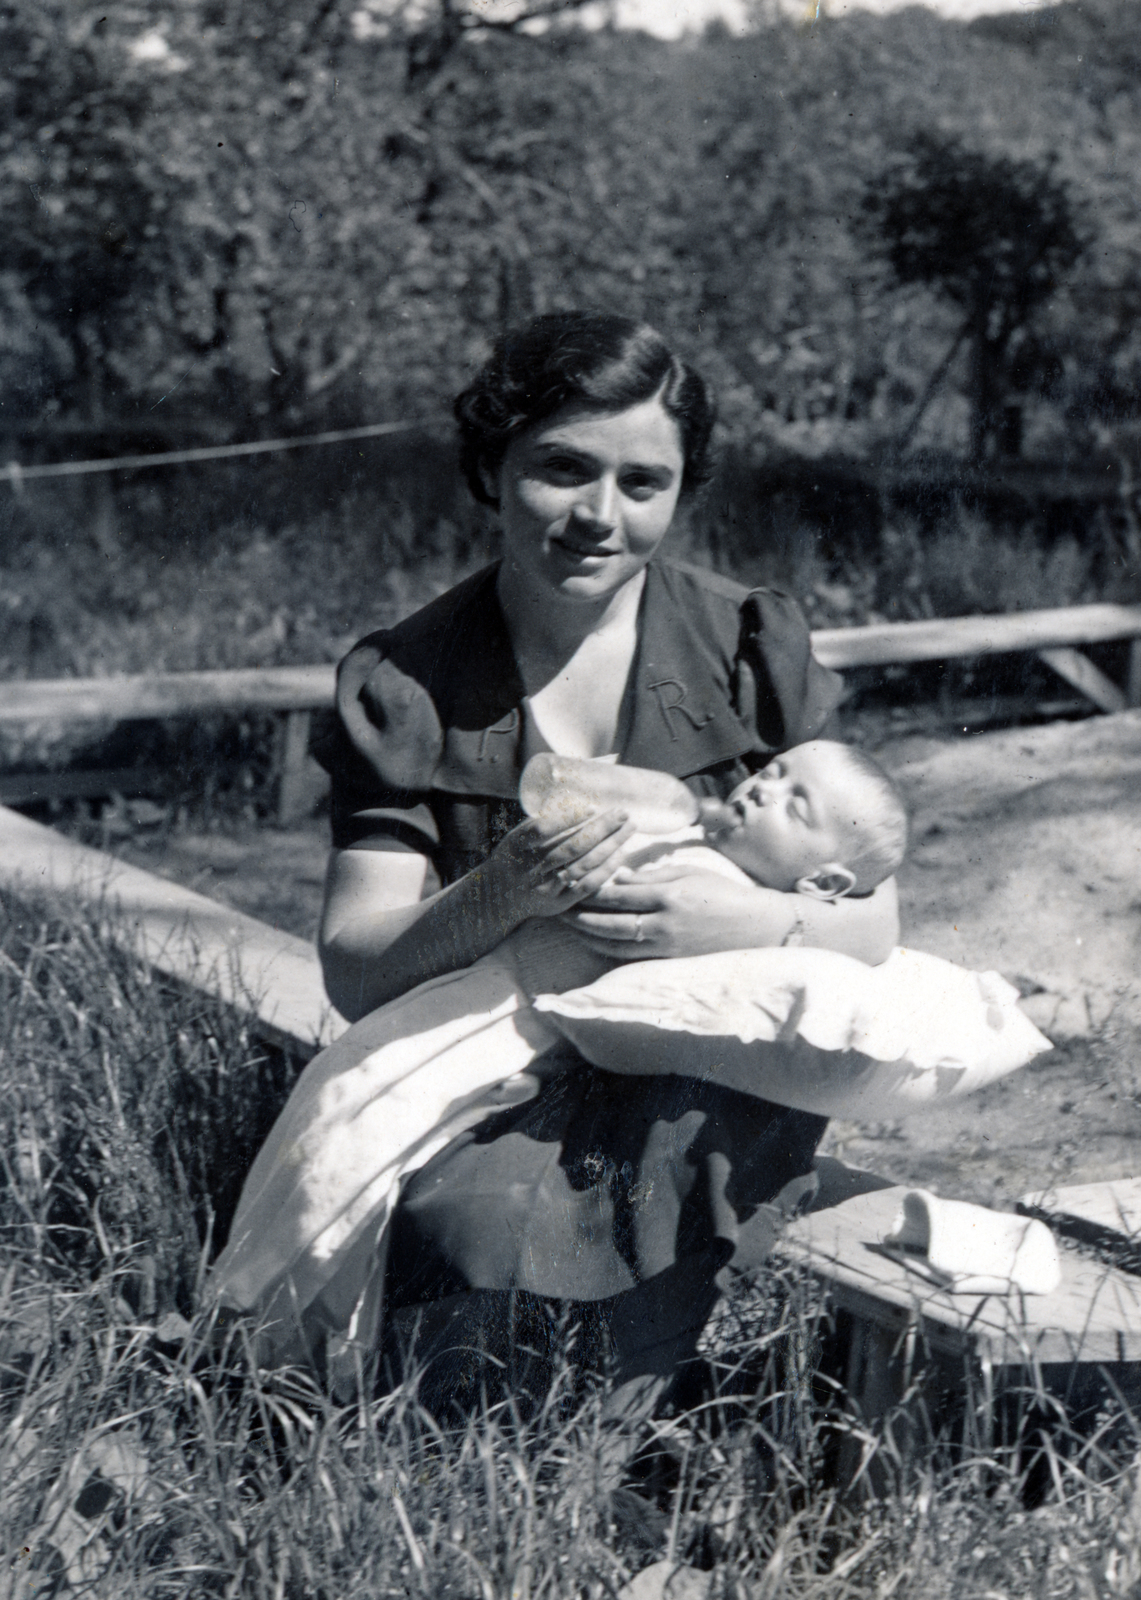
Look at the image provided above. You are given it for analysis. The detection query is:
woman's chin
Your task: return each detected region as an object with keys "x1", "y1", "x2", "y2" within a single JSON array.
[
  {"x1": 556, "y1": 572, "x2": 625, "y2": 601},
  {"x1": 543, "y1": 553, "x2": 645, "y2": 602}
]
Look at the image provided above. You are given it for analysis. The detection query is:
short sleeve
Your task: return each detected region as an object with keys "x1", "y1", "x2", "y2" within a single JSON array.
[
  {"x1": 312, "y1": 636, "x2": 444, "y2": 857},
  {"x1": 733, "y1": 588, "x2": 843, "y2": 753}
]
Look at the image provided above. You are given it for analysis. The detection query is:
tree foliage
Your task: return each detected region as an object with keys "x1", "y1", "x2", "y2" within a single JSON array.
[
  {"x1": 863, "y1": 136, "x2": 1085, "y2": 460},
  {"x1": 2, "y1": 0, "x2": 1141, "y2": 470},
  {"x1": 0, "y1": 4, "x2": 173, "y2": 415}
]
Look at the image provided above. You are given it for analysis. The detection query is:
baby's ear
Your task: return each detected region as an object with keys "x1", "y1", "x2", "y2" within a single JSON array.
[{"x1": 795, "y1": 863, "x2": 857, "y2": 901}]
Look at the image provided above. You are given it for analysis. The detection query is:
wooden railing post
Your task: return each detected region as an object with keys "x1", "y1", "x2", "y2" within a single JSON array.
[
  {"x1": 1036, "y1": 647, "x2": 1127, "y2": 715},
  {"x1": 277, "y1": 709, "x2": 314, "y2": 826},
  {"x1": 1128, "y1": 639, "x2": 1141, "y2": 709}
]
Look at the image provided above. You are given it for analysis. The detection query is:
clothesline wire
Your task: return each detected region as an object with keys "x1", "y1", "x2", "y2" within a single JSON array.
[{"x1": 1, "y1": 416, "x2": 443, "y2": 487}]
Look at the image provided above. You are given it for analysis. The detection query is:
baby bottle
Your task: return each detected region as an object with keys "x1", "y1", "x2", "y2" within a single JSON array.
[{"x1": 520, "y1": 753, "x2": 701, "y2": 836}]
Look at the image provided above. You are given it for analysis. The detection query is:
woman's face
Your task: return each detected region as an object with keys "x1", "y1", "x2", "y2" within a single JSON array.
[{"x1": 485, "y1": 397, "x2": 685, "y2": 605}]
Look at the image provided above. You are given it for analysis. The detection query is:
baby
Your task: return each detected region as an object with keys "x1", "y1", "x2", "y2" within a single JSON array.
[
  {"x1": 700, "y1": 740, "x2": 907, "y2": 896},
  {"x1": 211, "y1": 740, "x2": 907, "y2": 1371},
  {"x1": 524, "y1": 738, "x2": 908, "y2": 909}
]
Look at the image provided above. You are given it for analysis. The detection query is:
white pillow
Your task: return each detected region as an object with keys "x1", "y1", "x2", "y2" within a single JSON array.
[{"x1": 533, "y1": 946, "x2": 1051, "y2": 1121}]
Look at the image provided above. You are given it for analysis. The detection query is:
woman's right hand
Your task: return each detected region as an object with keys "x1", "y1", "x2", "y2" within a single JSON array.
[{"x1": 483, "y1": 808, "x2": 635, "y2": 923}]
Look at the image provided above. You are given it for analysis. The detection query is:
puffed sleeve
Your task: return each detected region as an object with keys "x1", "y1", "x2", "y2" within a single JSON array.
[
  {"x1": 312, "y1": 633, "x2": 444, "y2": 856},
  {"x1": 732, "y1": 587, "x2": 844, "y2": 753}
]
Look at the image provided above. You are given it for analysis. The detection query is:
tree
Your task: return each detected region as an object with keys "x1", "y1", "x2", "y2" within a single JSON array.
[
  {"x1": 1, "y1": 0, "x2": 687, "y2": 436},
  {"x1": 862, "y1": 135, "x2": 1085, "y2": 461},
  {"x1": 4, "y1": 0, "x2": 1139, "y2": 480},
  {"x1": 0, "y1": 3, "x2": 179, "y2": 421}
]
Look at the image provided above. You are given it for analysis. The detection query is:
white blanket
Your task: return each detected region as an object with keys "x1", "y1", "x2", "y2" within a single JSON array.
[
  {"x1": 209, "y1": 921, "x2": 607, "y2": 1372},
  {"x1": 207, "y1": 834, "x2": 743, "y2": 1370}
]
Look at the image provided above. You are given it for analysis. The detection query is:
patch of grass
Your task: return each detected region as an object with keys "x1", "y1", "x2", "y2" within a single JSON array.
[
  {"x1": 0, "y1": 490, "x2": 478, "y2": 685},
  {"x1": 0, "y1": 890, "x2": 299, "y2": 1307},
  {"x1": 3, "y1": 890, "x2": 1141, "y2": 1597},
  {"x1": 5, "y1": 463, "x2": 1140, "y2": 691}
]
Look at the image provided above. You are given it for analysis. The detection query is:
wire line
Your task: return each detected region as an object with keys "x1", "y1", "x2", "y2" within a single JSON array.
[{"x1": 2, "y1": 416, "x2": 441, "y2": 486}]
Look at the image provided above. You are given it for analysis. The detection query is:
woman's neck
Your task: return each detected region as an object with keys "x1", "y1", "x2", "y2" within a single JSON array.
[
  {"x1": 496, "y1": 564, "x2": 648, "y2": 684},
  {"x1": 496, "y1": 564, "x2": 648, "y2": 757}
]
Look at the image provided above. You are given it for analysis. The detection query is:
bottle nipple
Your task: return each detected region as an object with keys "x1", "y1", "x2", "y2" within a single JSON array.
[{"x1": 697, "y1": 797, "x2": 738, "y2": 838}]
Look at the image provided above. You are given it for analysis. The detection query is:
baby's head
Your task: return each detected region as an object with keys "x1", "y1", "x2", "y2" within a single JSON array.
[{"x1": 702, "y1": 740, "x2": 908, "y2": 899}]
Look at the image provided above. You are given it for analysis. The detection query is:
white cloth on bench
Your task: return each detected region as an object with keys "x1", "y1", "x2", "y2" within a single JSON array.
[{"x1": 884, "y1": 1189, "x2": 1061, "y2": 1295}]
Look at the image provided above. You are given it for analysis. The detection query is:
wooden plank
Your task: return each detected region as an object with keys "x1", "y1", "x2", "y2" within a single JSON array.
[
  {"x1": 0, "y1": 665, "x2": 336, "y2": 725},
  {"x1": 1037, "y1": 647, "x2": 1128, "y2": 714},
  {"x1": 277, "y1": 709, "x2": 314, "y2": 825},
  {"x1": 812, "y1": 603, "x2": 1141, "y2": 671},
  {"x1": 1128, "y1": 639, "x2": 1141, "y2": 709},
  {"x1": 0, "y1": 804, "x2": 345, "y2": 1054},
  {"x1": 779, "y1": 1184, "x2": 1141, "y2": 1367},
  {"x1": 2, "y1": 605, "x2": 1140, "y2": 730}
]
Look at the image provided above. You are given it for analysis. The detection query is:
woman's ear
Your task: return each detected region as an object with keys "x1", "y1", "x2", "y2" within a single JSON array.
[{"x1": 794, "y1": 863, "x2": 857, "y2": 901}]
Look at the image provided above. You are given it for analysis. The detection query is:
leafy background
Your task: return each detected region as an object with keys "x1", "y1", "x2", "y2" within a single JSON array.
[{"x1": 2, "y1": 0, "x2": 1141, "y2": 687}]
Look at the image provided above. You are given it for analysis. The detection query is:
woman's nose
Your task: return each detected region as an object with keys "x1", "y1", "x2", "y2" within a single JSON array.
[{"x1": 571, "y1": 475, "x2": 618, "y2": 530}]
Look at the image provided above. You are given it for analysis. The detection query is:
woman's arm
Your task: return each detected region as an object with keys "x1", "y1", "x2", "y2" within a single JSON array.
[
  {"x1": 319, "y1": 809, "x2": 636, "y2": 1020},
  {"x1": 563, "y1": 866, "x2": 900, "y2": 967}
]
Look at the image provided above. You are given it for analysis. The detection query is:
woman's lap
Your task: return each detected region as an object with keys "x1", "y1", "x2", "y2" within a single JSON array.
[{"x1": 384, "y1": 1065, "x2": 827, "y2": 1406}]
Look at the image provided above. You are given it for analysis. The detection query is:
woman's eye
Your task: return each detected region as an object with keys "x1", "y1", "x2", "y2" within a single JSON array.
[
  {"x1": 620, "y1": 474, "x2": 659, "y2": 500},
  {"x1": 535, "y1": 453, "x2": 592, "y2": 483}
]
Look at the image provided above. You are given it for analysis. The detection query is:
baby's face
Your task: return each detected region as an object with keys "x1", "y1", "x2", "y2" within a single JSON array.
[{"x1": 706, "y1": 743, "x2": 862, "y2": 890}]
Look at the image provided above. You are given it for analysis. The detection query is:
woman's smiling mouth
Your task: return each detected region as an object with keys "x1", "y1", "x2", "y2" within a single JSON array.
[{"x1": 552, "y1": 537, "x2": 617, "y2": 559}]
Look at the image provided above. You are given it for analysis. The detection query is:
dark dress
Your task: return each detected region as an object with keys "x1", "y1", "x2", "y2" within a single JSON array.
[{"x1": 315, "y1": 558, "x2": 843, "y2": 1407}]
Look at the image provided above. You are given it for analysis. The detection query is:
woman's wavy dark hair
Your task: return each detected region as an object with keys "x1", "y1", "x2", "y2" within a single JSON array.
[{"x1": 454, "y1": 311, "x2": 716, "y2": 508}]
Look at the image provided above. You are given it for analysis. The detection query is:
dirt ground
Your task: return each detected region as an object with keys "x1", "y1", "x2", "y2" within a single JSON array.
[{"x1": 108, "y1": 709, "x2": 1141, "y2": 1209}]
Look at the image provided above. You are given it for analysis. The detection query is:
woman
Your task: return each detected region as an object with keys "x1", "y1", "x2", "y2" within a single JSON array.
[{"x1": 283, "y1": 313, "x2": 897, "y2": 1404}]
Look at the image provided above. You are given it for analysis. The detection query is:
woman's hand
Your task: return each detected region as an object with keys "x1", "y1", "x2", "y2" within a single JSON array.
[
  {"x1": 319, "y1": 809, "x2": 635, "y2": 1020},
  {"x1": 564, "y1": 865, "x2": 900, "y2": 965},
  {"x1": 482, "y1": 808, "x2": 636, "y2": 924},
  {"x1": 562, "y1": 862, "x2": 791, "y2": 959}
]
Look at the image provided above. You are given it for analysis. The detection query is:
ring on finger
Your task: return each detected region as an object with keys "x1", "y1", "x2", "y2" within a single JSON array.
[
  {"x1": 555, "y1": 868, "x2": 576, "y2": 890},
  {"x1": 633, "y1": 913, "x2": 645, "y2": 944}
]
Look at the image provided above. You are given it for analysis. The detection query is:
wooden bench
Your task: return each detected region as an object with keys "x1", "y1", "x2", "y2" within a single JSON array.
[
  {"x1": 0, "y1": 803, "x2": 345, "y2": 1056},
  {"x1": 780, "y1": 1163, "x2": 1141, "y2": 1492},
  {"x1": 3, "y1": 602, "x2": 1141, "y2": 819}
]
